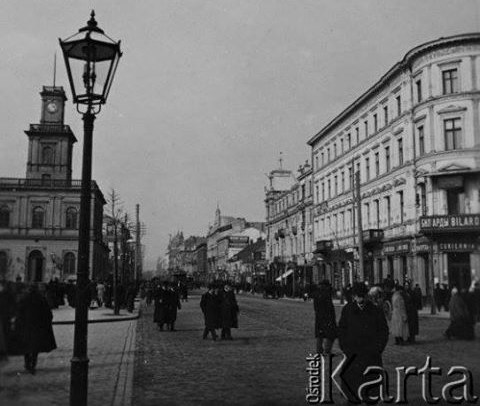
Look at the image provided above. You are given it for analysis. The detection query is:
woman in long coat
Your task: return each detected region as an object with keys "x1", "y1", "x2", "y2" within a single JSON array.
[
  {"x1": 445, "y1": 288, "x2": 474, "y2": 340},
  {"x1": 15, "y1": 284, "x2": 57, "y2": 374},
  {"x1": 391, "y1": 286, "x2": 409, "y2": 345},
  {"x1": 312, "y1": 282, "x2": 337, "y2": 355}
]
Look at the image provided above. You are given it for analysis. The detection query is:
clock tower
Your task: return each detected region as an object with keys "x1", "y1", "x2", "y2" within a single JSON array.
[{"x1": 25, "y1": 86, "x2": 77, "y2": 182}]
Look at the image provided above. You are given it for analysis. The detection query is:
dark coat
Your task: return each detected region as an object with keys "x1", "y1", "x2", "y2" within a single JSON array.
[
  {"x1": 200, "y1": 291, "x2": 220, "y2": 329},
  {"x1": 153, "y1": 288, "x2": 170, "y2": 324},
  {"x1": 404, "y1": 289, "x2": 419, "y2": 337},
  {"x1": 338, "y1": 301, "x2": 389, "y2": 402},
  {"x1": 219, "y1": 289, "x2": 239, "y2": 329},
  {"x1": 167, "y1": 289, "x2": 181, "y2": 323},
  {"x1": 312, "y1": 286, "x2": 337, "y2": 340},
  {"x1": 15, "y1": 290, "x2": 57, "y2": 354}
]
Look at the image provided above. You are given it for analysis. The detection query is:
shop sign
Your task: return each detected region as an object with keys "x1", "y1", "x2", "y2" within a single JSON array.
[
  {"x1": 228, "y1": 236, "x2": 249, "y2": 248},
  {"x1": 437, "y1": 176, "x2": 463, "y2": 189},
  {"x1": 439, "y1": 241, "x2": 477, "y2": 252},
  {"x1": 383, "y1": 241, "x2": 411, "y2": 255},
  {"x1": 415, "y1": 243, "x2": 430, "y2": 252},
  {"x1": 420, "y1": 214, "x2": 480, "y2": 231}
]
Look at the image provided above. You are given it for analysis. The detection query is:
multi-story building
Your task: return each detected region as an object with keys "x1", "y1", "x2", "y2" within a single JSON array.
[
  {"x1": 308, "y1": 33, "x2": 480, "y2": 294},
  {"x1": 206, "y1": 205, "x2": 264, "y2": 281},
  {"x1": 265, "y1": 160, "x2": 314, "y2": 292},
  {"x1": 0, "y1": 85, "x2": 108, "y2": 282}
]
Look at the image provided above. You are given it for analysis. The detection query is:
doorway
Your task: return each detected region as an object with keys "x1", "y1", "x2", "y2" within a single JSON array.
[
  {"x1": 28, "y1": 250, "x2": 44, "y2": 282},
  {"x1": 447, "y1": 252, "x2": 471, "y2": 291}
]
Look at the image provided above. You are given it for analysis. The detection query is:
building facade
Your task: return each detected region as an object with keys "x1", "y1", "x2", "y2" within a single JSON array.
[
  {"x1": 265, "y1": 160, "x2": 314, "y2": 292},
  {"x1": 0, "y1": 86, "x2": 108, "y2": 282},
  {"x1": 308, "y1": 33, "x2": 480, "y2": 294}
]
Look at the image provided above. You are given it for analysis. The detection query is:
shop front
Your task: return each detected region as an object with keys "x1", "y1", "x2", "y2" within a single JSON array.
[{"x1": 382, "y1": 239, "x2": 412, "y2": 284}]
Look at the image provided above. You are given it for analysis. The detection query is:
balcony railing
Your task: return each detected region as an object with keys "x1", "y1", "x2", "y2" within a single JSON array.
[
  {"x1": 420, "y1": 214, "x2": 480, "y2": 233},
  {"x1": 28, "y1": 123, "x2": 72, "y2": 133},
  {"x1": 0, "y1": 178, "x2": 100, "y2": 190},
  {"x1": 362, "y1": 229, "x2": 384, "y2": 243}
]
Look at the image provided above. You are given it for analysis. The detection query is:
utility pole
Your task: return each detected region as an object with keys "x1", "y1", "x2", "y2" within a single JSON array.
[
  {"x1": 136, "y1": 204, "x2": 141, "y2": 283},
  {"x1": 355, "y1": 171, "x2": 365, "y2": 281}
]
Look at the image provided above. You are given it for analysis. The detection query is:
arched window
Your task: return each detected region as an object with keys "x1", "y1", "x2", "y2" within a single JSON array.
[
  {"x1": 0, "y1": 205, "x2": 9, "y2": 228},
  {"x1": 0, "y1": 251, "x2": 7, "y2": 279},
  {"x1": 66, "y1": 207, "x2": 78, "y2": 229},
  {"x1": 42, "y1": 146, "x2": 54, "y2": 164},
  {"x1": 64, "y1": 252, "x2": 76, "y2": 275},
  {"x1": 32, "y1": 206, "x2": 45, "y2": 228}
]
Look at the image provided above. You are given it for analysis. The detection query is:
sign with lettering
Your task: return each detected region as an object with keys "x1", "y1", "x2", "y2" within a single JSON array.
[
  {"x1": 439, "y1": 242, "x2": 477, "y2": 252},
  {"x1": 228, "y1": 236, "x2": 249, "y2": 248},
  {"x1": 420, "y1": 215, "x2": 480, "y2": 232},
  {"x1": 437, "y1": 176, "x2": 463, "y2": 189},
  {"x1": 383, "y1": 240, "x2": 411, "y2": 255}
]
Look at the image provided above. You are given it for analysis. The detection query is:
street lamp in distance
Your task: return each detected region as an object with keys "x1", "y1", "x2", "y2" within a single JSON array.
[{"x1": 59, "y1": 10, "x2": 122, "y2": 406}]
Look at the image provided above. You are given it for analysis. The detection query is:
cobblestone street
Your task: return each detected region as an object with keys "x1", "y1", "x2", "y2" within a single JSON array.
[{"x1": 133, "y1": 291, "x2": 480, "y2": 406}]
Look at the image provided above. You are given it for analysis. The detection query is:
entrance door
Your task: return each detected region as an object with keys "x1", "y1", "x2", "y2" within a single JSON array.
[
  {"x1": 28, "y1": 250, "x2": 44, "y2": 282},
  {"x1": 447, "y1": 252, "x2": 471, "y2": 291}
]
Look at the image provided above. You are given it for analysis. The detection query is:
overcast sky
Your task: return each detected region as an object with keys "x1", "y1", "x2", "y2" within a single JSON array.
[{"x1": 0, "y1": 0, "x2": 478, "y2": 268}]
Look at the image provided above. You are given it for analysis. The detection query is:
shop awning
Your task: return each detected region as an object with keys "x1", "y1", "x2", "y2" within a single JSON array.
[{"x1": 275, "y1": 269, "x2": 294, "y2": 281}]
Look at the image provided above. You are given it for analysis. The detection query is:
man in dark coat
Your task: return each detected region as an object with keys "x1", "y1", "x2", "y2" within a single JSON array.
[
  {"x1": 153, "y1": 282, "x2": 170, "y2": 331},
  {"x1": 200, "y1": 284, "x2": 220, "y2": 340},
  {"x1": 15, "y1": 284, "x2": 57, "y2": 374},
  {"x1": 312, "y1": 281, "x2": 337, "y2": 355},
  {"x1": 404, "y1": 281, "x2": 420, "y2": 343},
  {"x1": 338, "y1": 282, "x2": 389, "y2": 403},
  {"x1": 218, "y1": 284, "x2": 239, "y2": 340},
  {"x1": 166, "y1": 285, "x2": 181, "y2": 331}
]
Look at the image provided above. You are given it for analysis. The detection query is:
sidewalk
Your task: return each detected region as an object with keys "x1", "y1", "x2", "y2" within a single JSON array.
[{"x1": 52, "y1": 300, "x2": 141, "y2": 324}]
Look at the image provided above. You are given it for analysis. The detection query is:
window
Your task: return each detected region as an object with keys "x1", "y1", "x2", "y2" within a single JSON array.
[
  {"x1": 364, "y1": 120, "x2": 369, "y2": 138},
  {"x1": 375, "y1": 152, "x2": 380, "y2": 177},
  {"x1": 334, "y1": 176, "x2": 338, "y2": 196},
  {"x1": 315, "y1": 184, "x2": 319, "y2": 202},
  {"x1": 348, "y1": 166, "x2": 352, "y2": 190},
  {"x1": 384, "y1": 105, "x2": 389, "y2": 125},
  {"x1": 416, "y1": 79, "x2": 422, "y2": 103},
  {"x1": 347, "y1": 133, "x2": 351, "y2": 150},
  {"x1": 442, "y1": 69, "x2": 458, "y2": 94},
  {"x1": 364, "y1": 203, "x2": 370, "y2": 228},
  {"x1": 42, "y1": 146, "x2": 54, "y2": 164},
  {"x1": 340, "y1": 139, "x2": 344, "y2": 154},
  {"x1": 385, "y1": 146, "x2": 391, "y2": 172},
  {"x1": 340, "y1": 211, "x2": 344, "y2": 231},
  {"x1": 365, "y1": 157, "x2": 370, "y2": 181},
  {"x1": 32, "y1": 207, "x2": 45, "y2": 228},
  {"x1": 398, "y1": 138, "x2": 404, "y2": 166},
  {"x1": 327, "y1": 148, "x2": 330, "y2": 162},
  {"x1": 321, "y1": 152, "x2": 324, "y2": 166},
  {"x1": 416, "y1": 125, "x2": 425, "y2": 157},
  {"x1": 333, "y1": 143, "x2": 337, "y2": 158},
  {"x1": 315, "y1": 155, "x2": 319, "y2": 169},
  {"x1": 66, "y1": 208, "x2": 77, "y2": 229},
  {"x1": 347, "y1": 209, "x2": 352, "y2": 231},
  {"x1": 327, "y1": 179, "x2": 331, "y2": 199},
  {"x1": 373, "y1": 114, "x2": 378, "y2": 132},
  {"x1": 385, "y1": 196, "x2": 391, "y2": 227},
  {"x1": 398, "y1": 191, "x2": 404, "y2": 223},
  {"x1": 321, "y1": 182, "x2": 325, "y2": 201},
  {"x1": 64, "y1": 252, "x2": 76, "y2": 275},
  {"x1": 333, "y1": 214, "x2": 337, "y2": 233},
  {"x1": 396, "y1": 95, "x2": 402, "y2": 116},
  {"x1": 355, "y1": 127, "x2": 360, "y2": 144},
  {"x1": 341, "y1": 171, "x2": 345, "y2": 192},
  {"x1": 42, "y1": 174, "x2": 51, "y2": 184},
  {"x1": 419, "y1": 183, "x2": 427, "y2": 215},
  {"x1": 447, "y1": 190, "x2": 464, "y2": 215},
  {"x1": 374, "y1": 199, "x2": 380, "y2": 228},
  {"x1": 0, "y1": 205, "x2": 9, "y2": 228},
  {"x1": 444, "y1": 118, "x2": 462, "y2": 150}
]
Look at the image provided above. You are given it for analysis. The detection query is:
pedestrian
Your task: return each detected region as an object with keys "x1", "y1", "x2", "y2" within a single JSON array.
[
  {"x1": 445, "y1": 287, "x2": 474, "y2": 340},
  {"x1": 167, "y1": 284, "x2": 181, "y2": 331},
  {"x1": 0, "y1": 280, "x2": 15, "y2": 388},
  {"x1": 391, "y1": 285, "x2": 409, "y2": 345},
  {"x1": 434, "y1": 283, "x2": 442, "y2": 312},
  {"x1": 473, "y1": 281, "x2": 480, "y2": 322},
  {"x1": 312, "y1": 281, "x2": 337, "y2": 356},
  {"x1": 153, "y1": 282, "x2": 170, "y2": 331},
  {"x1": 218, "y1": 283, "x2": 239, "y2": 340},
  {"x1": 15, "y1": 283, "x2": 57, "y2": 374},
  {"x1": 413, "y1": 283, "x2": 423, "y2": 310},
  {"x1": 337, "y1": 282, "x2": 389, "y2": 403},
  {"x1": 200, "y1": 284, "x2": 220, "y2": 340},
  {"x1": 369, "y1": 286, "x2": 392, "y2": 323},
  {"x1": 442, "y1": 283, "x2": 450, "y2": 312},
  {"x1": 96, "y1": 281, "x2": 105, "y2": 307},
  {"x1": 404, "y1": 281, "x2": 419, "y2": 343}
]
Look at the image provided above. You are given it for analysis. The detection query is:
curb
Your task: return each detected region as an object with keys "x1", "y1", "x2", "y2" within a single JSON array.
[{"x1": 52, "y1": 312, "x2": 141, "y2": 325}]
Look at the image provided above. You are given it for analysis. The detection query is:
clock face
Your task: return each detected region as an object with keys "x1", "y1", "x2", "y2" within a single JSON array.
[{"x1": 47, "y1": 102, "x2": 58, "y2": 114}]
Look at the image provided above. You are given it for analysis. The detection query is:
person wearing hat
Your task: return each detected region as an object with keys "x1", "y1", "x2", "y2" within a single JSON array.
[
  {"x1": 338, "y1": 282, "x2": 389, "y2": 403},
  {"x1": 200, "y1": 284, "x2": 220, "y2": 340},
  {"x1": 312, "y1": 280, "x2": 337, "y2": 356}
]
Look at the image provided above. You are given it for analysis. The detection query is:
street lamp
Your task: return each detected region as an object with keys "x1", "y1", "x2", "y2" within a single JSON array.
[{"x1": 59, "y1": 10, "x2": 122, "y2": 406}]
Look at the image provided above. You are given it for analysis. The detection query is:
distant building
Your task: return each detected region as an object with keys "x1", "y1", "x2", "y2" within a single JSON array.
[
  {"x1": 206, "y1": 205, "x2": 265, "y2": 281},
  {"x1": 0, "y1": 85, "x2": 108, "y2": 282},
  {"x1": 308, "y1": 33, "x2": 480, "y2": 293}
]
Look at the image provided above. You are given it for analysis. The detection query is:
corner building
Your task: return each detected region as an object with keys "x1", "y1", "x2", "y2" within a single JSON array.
[{"x1": 308, "y1": 33, "x2": 480, "y2": 294}]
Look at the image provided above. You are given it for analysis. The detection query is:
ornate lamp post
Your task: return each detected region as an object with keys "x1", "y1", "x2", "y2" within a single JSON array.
[{"x1": 59, "y1": 11, "x2": 122, "y2": 406}]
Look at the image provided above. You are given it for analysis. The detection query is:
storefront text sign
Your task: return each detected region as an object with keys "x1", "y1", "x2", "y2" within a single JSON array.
[
  {"x1": 383, "y1": 241, "x2": 411, "y2": 255},
  {"x1": 439, "y1": 242, "x2": 477, "y2": 252},
  {"x1": 420, "y1": 214, "x2": 480, "y2": 231}
]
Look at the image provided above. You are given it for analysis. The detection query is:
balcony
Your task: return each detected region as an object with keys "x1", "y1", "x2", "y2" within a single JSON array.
[
  {"x1": 362, "y1": 229, "x2": 384, "y2": 243},
  {"x1": 0, "y1": 177, "x2": 101, "y2": 191},
  {"x1": 420, "y1": 214, "x2": 480, "y2": 234},
  {"x1": 314, "y1": 240, "x2": 333, "y2": 253}
]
